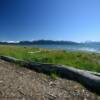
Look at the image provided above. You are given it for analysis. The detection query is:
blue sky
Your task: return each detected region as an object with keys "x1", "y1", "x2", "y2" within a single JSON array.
[{"x1": 0, "y1": 0, "x2": 100, "y2": 42}]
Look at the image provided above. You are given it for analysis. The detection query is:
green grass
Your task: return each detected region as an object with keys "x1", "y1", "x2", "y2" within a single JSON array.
[{"x1": 0, "y1": 45, "x2": 100, "y2": 72}]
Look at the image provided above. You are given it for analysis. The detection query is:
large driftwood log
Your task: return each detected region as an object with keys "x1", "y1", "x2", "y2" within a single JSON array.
[{"x1": 0, "y1": 56, "x2": 100, "y2": 94}]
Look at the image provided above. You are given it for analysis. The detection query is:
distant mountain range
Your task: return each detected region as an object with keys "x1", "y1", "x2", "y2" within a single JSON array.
[
  {"x1": 82, "y1": 41, "x2": 100, "y2": 45},
  {"x1": 0, "y1": 40, "x2": 79, "y2": 45},
  {"x1": 0, "y1": 40, "x2": 100, "y2": 45}
]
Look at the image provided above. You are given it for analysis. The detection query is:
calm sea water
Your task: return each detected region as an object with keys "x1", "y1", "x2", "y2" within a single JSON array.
[{"x1": 23, "y1": 44, "x2": 100, "y2": 53}]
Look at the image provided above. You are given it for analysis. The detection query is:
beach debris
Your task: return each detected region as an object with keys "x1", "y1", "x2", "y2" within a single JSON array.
[{"x1": 28, "y1": 51, "x2": 41, "y2": 54}]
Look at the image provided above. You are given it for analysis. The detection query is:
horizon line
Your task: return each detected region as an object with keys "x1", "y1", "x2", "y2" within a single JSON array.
[{"x1": 0, "y1": 40, "x2": 100, "y2": 43}]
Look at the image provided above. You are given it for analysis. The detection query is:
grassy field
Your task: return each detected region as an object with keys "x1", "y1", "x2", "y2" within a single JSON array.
[{"x1": 0, "y1": 45, "x2": 100, "y2": 72}]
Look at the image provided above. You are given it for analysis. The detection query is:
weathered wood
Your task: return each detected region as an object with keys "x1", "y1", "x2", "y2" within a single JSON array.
[{"x1": 0, "y1": 55, "x2": 100, "y2": 94}]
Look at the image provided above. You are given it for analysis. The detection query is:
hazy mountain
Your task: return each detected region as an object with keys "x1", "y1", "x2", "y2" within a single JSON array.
[{"x1": 0, "y1": 40, "x2": 79, "y2": 45}]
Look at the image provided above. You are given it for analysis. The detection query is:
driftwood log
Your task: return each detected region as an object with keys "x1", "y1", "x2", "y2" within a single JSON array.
[{"x1": 0, "y1": 56, "x2": 100, "y2": 94}]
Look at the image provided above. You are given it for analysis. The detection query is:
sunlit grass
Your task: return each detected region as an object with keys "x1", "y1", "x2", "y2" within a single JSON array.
[{"x1": 0, "y1": 45, "x2": 100, "y2": 72}]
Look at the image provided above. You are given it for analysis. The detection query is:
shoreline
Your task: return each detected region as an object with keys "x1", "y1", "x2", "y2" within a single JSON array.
[
  {"x1": 0, "y1": 43, "x2": 100, "y2": 53},
  {"x1": 0, "y1": 55, "x2": 100, "y2": 95},
  {"x1": 0, "y1": 59, "x2": 99, "y2": 99},
  {"x1": 0, "y1": 45, "x2": 100, "y2": 73}
]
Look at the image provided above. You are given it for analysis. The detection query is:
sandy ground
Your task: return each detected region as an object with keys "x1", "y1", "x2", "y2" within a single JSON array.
[{"x1": 0, "y1": 59, "x2": 99, "y2": 100}]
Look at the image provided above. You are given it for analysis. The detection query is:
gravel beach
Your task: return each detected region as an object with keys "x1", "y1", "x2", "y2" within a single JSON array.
[{"x1": 0, "y1": 60, "x2": 99, "y2": 100}]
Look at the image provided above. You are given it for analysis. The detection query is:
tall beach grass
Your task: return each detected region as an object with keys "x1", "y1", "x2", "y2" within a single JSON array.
[{"x1": 0, "y1": 45, "x2": 100, "y2": 72}]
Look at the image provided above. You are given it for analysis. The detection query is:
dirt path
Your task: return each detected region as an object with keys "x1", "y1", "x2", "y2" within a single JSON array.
[{"x1": 0, "y1": 60, "x2": 99, "y2": 100}]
